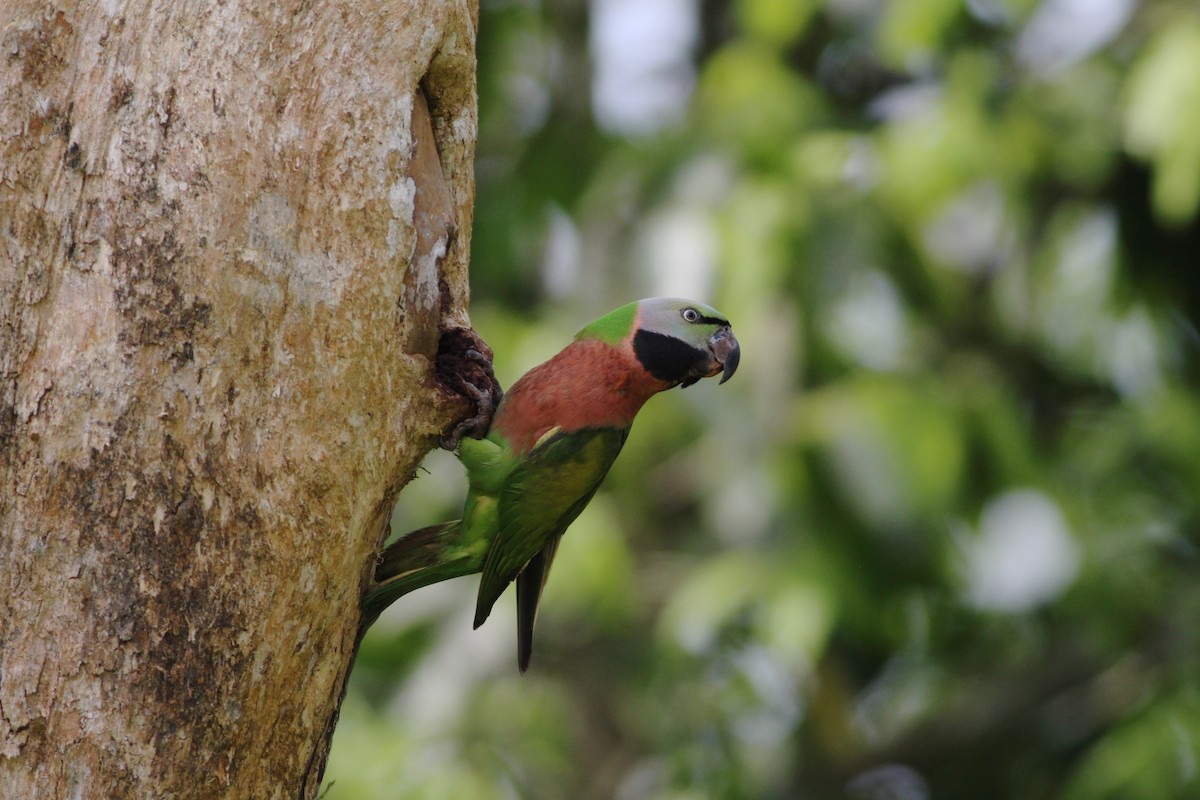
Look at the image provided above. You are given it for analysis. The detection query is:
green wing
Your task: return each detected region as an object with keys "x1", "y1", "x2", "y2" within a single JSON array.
[{"x1": 472, "y1": 427, "x2": 629, "y2": 634}]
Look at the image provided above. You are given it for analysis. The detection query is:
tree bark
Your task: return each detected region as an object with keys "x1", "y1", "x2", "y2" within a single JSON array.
[{"x1": 0, "y1": 1, "x2": 478, "y2": 797}]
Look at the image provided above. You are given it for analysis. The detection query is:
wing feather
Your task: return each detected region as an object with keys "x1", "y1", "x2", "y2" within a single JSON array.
[{"x1": 473, "y1": 427, "x2": 628, "y2": 633}]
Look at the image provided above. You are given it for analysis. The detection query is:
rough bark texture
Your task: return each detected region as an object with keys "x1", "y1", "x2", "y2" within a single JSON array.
[{"x1": 0, "y1": 1, "x2": 478, "y2": 797}]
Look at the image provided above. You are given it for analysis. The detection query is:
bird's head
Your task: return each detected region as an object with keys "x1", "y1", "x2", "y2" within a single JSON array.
[{"x1": 578, "y1": 297, "x2": 740, "y2": 389}]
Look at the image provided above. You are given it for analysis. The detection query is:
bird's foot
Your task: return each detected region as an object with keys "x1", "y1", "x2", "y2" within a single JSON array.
[{"x1": 435, "y1": 327, "x2": 503, "y2": 450}]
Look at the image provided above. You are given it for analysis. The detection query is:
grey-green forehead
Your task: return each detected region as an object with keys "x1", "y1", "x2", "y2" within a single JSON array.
[{"x1": 638, "y1": 297, "x2": 730, "y2": 326}]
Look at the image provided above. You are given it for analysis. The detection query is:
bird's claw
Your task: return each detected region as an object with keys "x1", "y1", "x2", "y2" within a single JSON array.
[
  {"x1": 440, "y1": 376, "x2": 493, "y2": 449},
  {"x1": 461, "y1": 348, "x2": 493, "y2": 370},
  {"x1": 435, "y1": 329, "x2": 504, "y2": 450}
]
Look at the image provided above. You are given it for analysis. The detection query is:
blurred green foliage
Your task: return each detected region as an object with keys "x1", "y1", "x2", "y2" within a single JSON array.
[{"x1": 327, "y1": 0, "x2": 1200, "y2": 797}]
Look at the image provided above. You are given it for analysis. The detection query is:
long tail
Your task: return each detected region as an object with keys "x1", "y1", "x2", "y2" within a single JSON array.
[
  {"x1": 515, "y1": 538, "x2": 560, "y2": 673},
  {"x1": 361, "y1": 520, "x2": 479, "y2": 625}
]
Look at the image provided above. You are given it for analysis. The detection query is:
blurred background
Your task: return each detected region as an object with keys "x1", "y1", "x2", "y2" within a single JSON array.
[{"x1": 326, "y1": 0, "x2": 1200, "y2": 797}]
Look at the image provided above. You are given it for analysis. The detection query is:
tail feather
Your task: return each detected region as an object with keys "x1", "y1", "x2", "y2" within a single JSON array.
[
  {"x1": 362, "y1": 520, "x2": 465, "y2": 623},
  {"x1": 515, "y1": 538, "x2": 560, "y2": 673},
  {"x1": 373, "y1": 520, "x2": 462, "y2": 582}
]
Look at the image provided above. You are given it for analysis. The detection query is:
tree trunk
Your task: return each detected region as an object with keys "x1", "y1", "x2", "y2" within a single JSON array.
[{"x1": 0, "y1": 1, "x2": 478, "y2": 797}]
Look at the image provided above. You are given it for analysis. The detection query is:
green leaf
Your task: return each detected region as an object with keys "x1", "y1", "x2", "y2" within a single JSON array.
[{"x1": 1124, "y1": 19, "x2": 1200, "y2": 224}]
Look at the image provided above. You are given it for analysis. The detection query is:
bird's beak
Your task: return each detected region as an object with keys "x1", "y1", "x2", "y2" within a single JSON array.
[{"x1": 709, "y1": 327, "x2": 740, "y2": 384}]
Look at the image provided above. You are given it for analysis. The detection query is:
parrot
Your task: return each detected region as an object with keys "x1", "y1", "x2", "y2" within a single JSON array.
[{"x1": 371, "y1": 297, "x2": 740, "y2": 671}]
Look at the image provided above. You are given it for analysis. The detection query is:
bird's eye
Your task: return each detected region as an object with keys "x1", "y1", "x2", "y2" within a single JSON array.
[{"x1": 682, "y1": 308, "x2": 700, "y2": 322}]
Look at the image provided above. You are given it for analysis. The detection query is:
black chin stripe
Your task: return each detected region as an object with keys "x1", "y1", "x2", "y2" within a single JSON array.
[{"x1": 633, "y1": 329, "x2": 709, "y2": 384}]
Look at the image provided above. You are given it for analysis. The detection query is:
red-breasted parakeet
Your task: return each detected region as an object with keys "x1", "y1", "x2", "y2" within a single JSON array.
[{"x1": 371, "y1": 297, "x2": 739, "y2": 671}]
